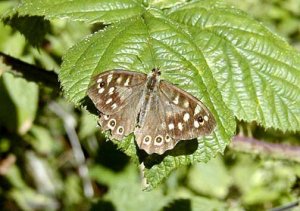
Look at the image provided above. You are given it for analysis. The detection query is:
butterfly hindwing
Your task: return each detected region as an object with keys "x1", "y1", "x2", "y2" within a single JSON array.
[
  {"x1": 98, "y1": 89, "x2": 143, "y2": 140},
  {"x1": 159, "y1": 80, "x2": 216, "y2": 141},
  {"x1": 134, "y1": 93, "x2": 179, "y2": 155}
]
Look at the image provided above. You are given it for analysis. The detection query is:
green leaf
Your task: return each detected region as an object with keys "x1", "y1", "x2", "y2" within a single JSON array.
[
  {"x1": 25, "y1": 125, "x2": 56, "y2": 155},
  {"x1": 90, "y1": 164, "x2": 169, "y2": 211},
  {"x1": 16, "y1": 0, "x2": 145, "y2": 24},
  {"x1": 2, "y1": 13, "x2": 50, "y2": 47},
  {"x1": 0, "y1": 21, "x2": 26, "y2": 56},
  {"x1": 167, "y1": 0, "x2": 300, "y2": 131},
  {"x1": 0, "y1": 73, "x2": 38, "y2": 134},
  {"x1": 187, "y1": 156, "x2": 232, "y2": 199},
  {"x1": 148, "y1": 0, "x2": 186, "y2": 9},
  {"x1": 60, "y1": 11, "x2": 235, "y2": 189}
]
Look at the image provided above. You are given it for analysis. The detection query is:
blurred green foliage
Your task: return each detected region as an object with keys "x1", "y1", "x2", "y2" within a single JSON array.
[{"x1": 0, "y1": 0, "x2": 299, "y2": 210}]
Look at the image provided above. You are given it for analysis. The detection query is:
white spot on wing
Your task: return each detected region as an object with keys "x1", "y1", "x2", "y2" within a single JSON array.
[
  {"x1": 173, "y1": 95, "x2": 179, "y2": 104},
  {"x1": 168, "y1": 123, "x2": 175, "y2": 130},
  {"x1": 184, "y1": 100, "x2": 189, "y2": 108},
  {"x1": 204, "y1": 115, "x2": 209, "y2": 121},
  {"x1": 98, "y1": 88, "x2": 105, "y2": 93},
  {"x1": 106, "y1": 98, "x2": 112, "y2": 104},
  {"x1": 194, "y1": 105, "x2": 201, "y2": 115},
  {"x1": 108, "y1": 87, "x2": 115, "y2": 95},
  {"x1": 183, "y1": 113, "x2": 190, "y2": 122},
  {"x1": 107, "y1": 74, "x2": 113, "y2": 84},
  {"x1": 111, "y1": 103, "x2": 117, "y2": 110},
  {"x1": 116, "y1": 76, "x2": 122, "y2": 84},
  {"x1": 194, "y1": 120, "x2": 200, "y2": 128},
  {"x1": 104, "y1": 115, "x2": 109, "y2": 120},
  {"x1": 124, "y1": 78, "x2": 130, "y2": 86},
  {"x1": 97, "y1": 78, "x2": 102, "y2": 83},
  {"x1": 178, "y1": 122, "x2": 183, "y2": 131}
]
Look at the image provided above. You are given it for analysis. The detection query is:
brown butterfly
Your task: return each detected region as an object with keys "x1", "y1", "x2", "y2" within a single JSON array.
[{"x1": 88, "y1": 68, "x2": 216, "y2": 155}]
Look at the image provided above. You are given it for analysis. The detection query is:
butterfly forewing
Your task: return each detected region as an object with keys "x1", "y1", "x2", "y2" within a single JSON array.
[
  {"x1": 88, "y1": 70, "x2": 147, "y2": 115},
  {"x1": 159, "y1": 81, "x2": 216, "y2": 141}
]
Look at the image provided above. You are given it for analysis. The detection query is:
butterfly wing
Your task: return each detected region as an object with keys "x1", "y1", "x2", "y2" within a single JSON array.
[
  {"x1": 134, "y1": 93, "x2": 179, "y2": 155},
  {"x1": 159, "y1": 80, "x2": 216, "y2": 141},
  {"x1": 88, "y1": 70, "x2": 147, "y2": 115},
  {"x1": 88, "y1": 70, "x2": 147, "y2": 140}
]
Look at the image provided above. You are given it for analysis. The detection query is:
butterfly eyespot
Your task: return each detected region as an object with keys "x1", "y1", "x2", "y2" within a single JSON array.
[
  {"x1": 110, "y1": 120, "x2": 116, "y2": 127},
  {"x1": 197, "y1": 116, "x2": 204, "y2": 123},
  {"x1": 104, "y1": 115, "x2": 110, "y2": 120},
  {"x1": 117, "y1": 126, "x2": 124, "y2": 134},
  {"x1": 154, "y1": 135, "x2": 164, "y2": 146},
  {"x1": 165, "y1": 135, "x2": 171, "y2": 143},
  {"x1": 108, "y1": 119, "x2": 116, "y2": 129},
  {"x1": 100, "y1": 82, "x2": 105, "y2": 87},
  {"x1": 143, "y1": 136, "x2": 151, "y2": 145}
]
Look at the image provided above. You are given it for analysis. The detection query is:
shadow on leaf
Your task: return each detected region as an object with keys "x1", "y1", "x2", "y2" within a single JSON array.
[
  {"x1": 90, "y1": 200, "x2": 116, "y2": 211},
  {"x1": 163, "y1": 199, "x2": 192, "y2": 211},
  {"x1": 95, "y1": 140, "x2": 130, "y2": 172},
  {"x1": 138, "y1": 139, "x2": 198, "y2": 169}
]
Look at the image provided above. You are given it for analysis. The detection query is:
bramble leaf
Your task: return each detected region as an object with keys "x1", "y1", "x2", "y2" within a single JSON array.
[
  {"x1": 167, "y1": 1, "x2": 300, "y2": 131},
  {"x1": 60, "y1": 12, "x2": 235, "y2": 189},
  {"x1": 16, "y1": 0, "x2": 145, "y2": 24}
]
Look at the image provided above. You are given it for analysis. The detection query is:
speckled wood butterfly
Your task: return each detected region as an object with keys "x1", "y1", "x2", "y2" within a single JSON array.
[{"x1": 88, "y1": 68, "x2": 216, "y2": 154}]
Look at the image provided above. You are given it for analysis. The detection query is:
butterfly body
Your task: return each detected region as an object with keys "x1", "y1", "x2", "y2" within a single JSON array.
[
  {"x1": 88, "y1": 69, "x2": 216, "y2": 155},
  {"x1": 137, "y1": 68, "x2": 160, "y2": 127}
]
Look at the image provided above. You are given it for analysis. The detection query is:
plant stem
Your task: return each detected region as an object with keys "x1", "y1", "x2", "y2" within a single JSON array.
[
  {"x1": 230, "y1": 136, "x2": 300, "y2": 163},
  {"x1": 0, "y1": 52, "x2": 59, "y2": 89}
]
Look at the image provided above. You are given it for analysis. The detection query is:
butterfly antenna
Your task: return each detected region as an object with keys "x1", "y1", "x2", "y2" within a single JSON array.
[{"x1": 136, "y1": 55, "x2": 149, "y2": 72}]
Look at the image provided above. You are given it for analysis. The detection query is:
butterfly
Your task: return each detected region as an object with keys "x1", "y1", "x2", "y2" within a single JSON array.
[{"x1": 88, "y1": 68, "x2": 216, "y2": 155}]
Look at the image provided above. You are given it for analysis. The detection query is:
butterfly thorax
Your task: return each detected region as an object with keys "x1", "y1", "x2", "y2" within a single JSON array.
[
  {"x1": 146, "y1": 68, "x2": 160, "y2": 91},
  {"x1": 136, "y1": 69, "x2": 161, "y2": 127}
]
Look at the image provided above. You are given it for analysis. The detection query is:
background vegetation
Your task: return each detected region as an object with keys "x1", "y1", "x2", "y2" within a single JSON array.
[{"x1": 0, "y1": 0, "x2": 299, "y2": 210}]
